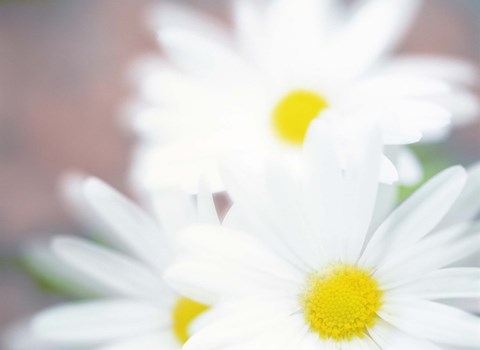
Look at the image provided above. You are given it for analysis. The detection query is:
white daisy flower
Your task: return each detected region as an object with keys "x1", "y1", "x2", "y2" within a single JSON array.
[
  {"x1": 129, "y1": 0, "x2": 478, "y2": 193},
  {"x1": 165, "y1": 121, "x2": 480, "y2": 350},
  {"x1": 28, "y1": 178, "x2": 219, "y2": 350}
]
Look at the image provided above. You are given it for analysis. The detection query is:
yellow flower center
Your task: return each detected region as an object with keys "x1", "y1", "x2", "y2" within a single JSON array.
[
  {"x1": 172, "y1": 297, "x2": 209, "y2": 344},
  {"x1": 301, "y1": 264, "x2": 382, "y2": 341},
  {"x1": 272, "y1": 90, "x2": 329, "y2": 145}
]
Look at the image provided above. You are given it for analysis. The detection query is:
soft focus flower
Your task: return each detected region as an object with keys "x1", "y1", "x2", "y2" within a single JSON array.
[
  {"x1": 129, "y1": 0, "x2": 478, "y2": 194},
  {"x1": 165, "y1": 121, "x2": 480, "y2": 349},
  {"x1": 27, "y1": 178, "x2": 218, "y2": 350}
]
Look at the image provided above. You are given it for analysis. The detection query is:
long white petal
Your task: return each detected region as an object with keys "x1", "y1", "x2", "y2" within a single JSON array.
[
  {"x1": 131, "y1": 137, "x2": 226, "y2": 194},
  {"x1": 176, "y1": 225, "x2": 304, "y2": 286},
  {"x1": 390, "y1": 267, "x2": 480, "y2": 299},
  {"x1": 132, "y1": 59, "x2": 212, "y2": 111},
  {"x1": 325, "y1": 0, "x2": 421, "y2": 78},
  {"x1": 379, "y1": 155, "x2": 400, "y2": 184},
  {"x1": 339, "y1": 127, "x2": 383, "y2": 262},
  {"x1": 437, "y1": 162, "x2": 480, "y2": 228},
  {"x1": 32, "y1": 300, "x2": 168, "y2": 345},
  {"x1": 165, "y1": 225, "x2": 303, "y2": 304},
  {"x1": 431, "y1": 89, "x2": 480, "y2": 126},
  {"x1": 367, "y1": 100, "x2": 451, "y2": 140},
  {"x1": 393, "y1": 101, "x2": 452, "y2": 132},
  {"x1": 396, "y1": 147, "x2": 423, "y2": 186},
  {"x1": 264, "y1": 158, "x2": 326, "y2": 270},
  {"x1": 369, "y1": 183, "x2": 398, "y2": 234},
  {"x1": 369, "y1": 321, "x2": 443, "y2": 350},
  {"x1": 184, "y1": 299, "x2": 299, "y2": 350},
  {"x1": 52, "y1": 237, "x2": 170, "y2": 299},
  {"x1": 197, "y1": 179, "x2": 220, "y2": 225},
  {"x1": 301, "y1": 119, "x2": 347, "y2": 262},
  {"x1": 2, "y1": 321, "x2": 58, "y2": 350},
  {"x1": 148, "y1": 1, "x2": 229, "y2": 45},
  {"x1": 61, "y1": 172, "x2": 113, "y2": 239},
  {"x1": 221, "y1": 158, "x2": 310, "y2": 270},
  {"x1": 379, "y1": 300, "x2": 480, "y2": 347},
  {"x1": 347, "y1": 76, "x2": 450, "y2": 99},
  {"x1": 158, "y1": 28, "x2": 254, "y2": 85},
  {"x1": 360, "y1": 166, "x2": 466, "y2": 268},
  {"x1": 375, "y1": 223, "x2": 480, "y2": 288},
  {"x1": 149, "y1": 190, "x2": 197, "y2": 239},
  {"x1": 263, "y1": 0, "x2": 337, "y2": 80},
  {"x1": 232, "y1": 0, "x2": 268, "y2": 69},
  {"x1": 21, "y1": 243, "x2": 109, "y2": 298},
  {"x1": 377, "y1": 55, "x2": 478, "y2": 85},
  {"x1": 83, "y1": 178, "x2": 173, "y2": 271},
  {"x1": 95, "y1": 332, "x2": 179, "y2": 350}
]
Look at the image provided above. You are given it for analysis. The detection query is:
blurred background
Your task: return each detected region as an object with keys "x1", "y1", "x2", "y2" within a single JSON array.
[{"x1": 0, "y1": 0, "x2": 479, "y2": 336}]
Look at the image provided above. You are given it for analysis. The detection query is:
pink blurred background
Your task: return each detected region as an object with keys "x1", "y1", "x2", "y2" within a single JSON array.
[{"x1": 0, "y1": 0, "x2": 479, "y2": 334}]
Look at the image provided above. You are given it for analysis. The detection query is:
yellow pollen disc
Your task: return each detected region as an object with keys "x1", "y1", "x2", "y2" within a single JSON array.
[
  {"x1": 272, "y1": 90, "x2": 329, "y2": 145},
  {"x1": 301, "y1": 264, "x2": 382, "y2": 341},
  {"x1": 172, "y1": 297, "x2": 209, "y2": 344}
]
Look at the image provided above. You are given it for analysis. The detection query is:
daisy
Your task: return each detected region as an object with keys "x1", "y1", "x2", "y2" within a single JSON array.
[
  {"x1": 129, "y1": 0, "x2": 478, "y2": 193},
  {"x1": 28, "y1": 178, "x2": 219, "y2": 350},
  {"x1": 165, "y1": 121, "x2": 480, "y2": 350}
]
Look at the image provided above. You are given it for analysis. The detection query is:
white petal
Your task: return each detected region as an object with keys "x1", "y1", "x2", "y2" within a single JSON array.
[
  {"x1": 158, "y1": 28, "x2": 254, "y2": 85},
  {"x1": 2, "y1": 321, "x2": 57, "y2": 350},
  {"x1": 184, "y1": 299, "x2": 299, "y2": 350},
  {"x1": 232, "y1": 0, "x2": 269, "y2": 69},
  {"x1": 432, "y1": 90, "x2": 480, "y2": 127},
  {"x1": 360, "y1": 166, "x2": 466, "y2": 268},
  {"x1": 264, "y1": 158, "x2": 325, "y2": 270},
  {"x1": 379, "y1": 300, "x2": 480, "y2": 347},
  {"x1": 222, "y1": 204, "x2": 263, "y2": 237},
  {"x1": 396, "y1": 147, "x2": 423, "y2": 186},
  {"x1": 377, "y1": 119, "x2": 423, "y2": 145},
  {"x1": 369, "y1": 321, "x2": 442, "y2": 350},
  {"x1": 165, "y1": 260, "x2": 238, "y2": 305},
  {"x1": 347, "y1": 75, "x2": 450, "y2": 99},
  {"x1": 221, "y1": 157, "x2": 310, "y2": 270},
  {"x1": 325, "y1": 0, "x2": 421, "y2": 78},
  {"x1": 132, "y1": 60, "x2": 213, "y2": 113},
  {"x1": 373, "y1": 100, "x2": 451, "y2": 140},
  {"x1": 380, "y1": 155, "x2": 399, "y2": 185},
  {"x1": 222, "y1": 202, "x2": 309, "y2": 274},
  {"x1": 83, "y1": 178, "x2": 173, "y2": 271},
  {"x1": 338, "y1": 127, "x2": 383, "y2": 262},
  {"x1": 263, "y1": 0, "x2": 337, "y2": 81},
  {"x1": 33, "y1": 300, "x2": 168, "y2": 345},
  {"x1": 149, "y1": 189, "x2": 197, "y2": 239},
  {"x1": 96, "y1": 332, "x2": 179, "y2": 350},
  {"x1": 301, "y1": 119, "x2": 348, "y2": 262},
  {"x1": 345, "y1": 335, "x2": 380, "y2": 350},
  {"x1": 148, "y1": 1, "x2": 229, "y2": 45},
  {"x1": 131, "y1": 137, "x2": 226, "y2": 194},
  {"x1": 394, "y1": 101, "x2": 452, "y2": 133},
  {"x1": 197, "y1": 179, "x2": 220, "y2": 225},
  {"x1": 21, "y1": 243, "x2": 109, "y2": 298},
  {"x1": 60, "y1": 172, "x2": 112, "y2": 238},
  {"x1": 437, "y1": 162, "x2": 480, "y2": 228},
  {"x1": 165, "y1": 225, "x2": 303, "y2": 304},
  {"x1": 375, "y1": 223, "x2": 480, "y2": 288},
  {"x1": 52, "y1": 237, "x2": 170, "y2": 299},
  {"x1": 391, "y1": 268, "x2": 480, "y2": 299},
  {"x1": 378, "y1": 55, "x2": 478, "y2": 85},
  {"x1": 369, "y1": 183, "x2": 398, "y2": 234},
  {"x1": 258, "y1": 315, "x2": 326, "y2": 350}
]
